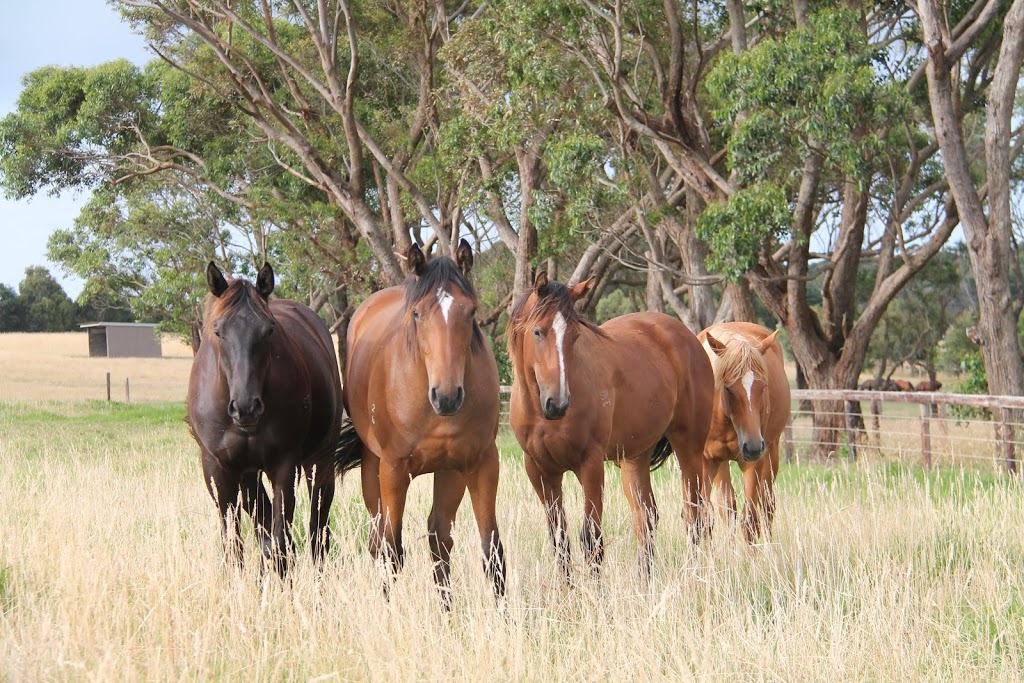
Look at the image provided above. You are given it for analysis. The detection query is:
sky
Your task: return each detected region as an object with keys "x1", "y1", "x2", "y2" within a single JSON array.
[{"x1": 0, "y1": 1, "x2": 151, "y2": 297}]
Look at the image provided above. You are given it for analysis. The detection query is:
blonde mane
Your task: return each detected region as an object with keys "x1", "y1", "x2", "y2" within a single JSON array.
[{"x1": 704, "y1": 330, "x2": 772, "y2": 415}]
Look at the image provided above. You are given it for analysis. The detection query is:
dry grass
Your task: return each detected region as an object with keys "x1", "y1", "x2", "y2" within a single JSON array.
[
  {"x1": 0, "y1": 332, "x2": 194, "y2": 402},
  {"x1": 0, "y1": 401, "x2": 1022, "y2": 681},
  {"x1": 0, "y1": 335, "x2": 1021, "y2": 680}
]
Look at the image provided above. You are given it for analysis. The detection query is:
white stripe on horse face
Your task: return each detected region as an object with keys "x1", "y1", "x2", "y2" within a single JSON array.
[
  {"x1": 436, "y1": 287, "x2": 454, "y2": 324},
  {"x1": 552, "y1": 311, "x2": 567, "y2": 401},
  {"x1": 742, "y1": 370, "x2": 755, "y2": 412}
]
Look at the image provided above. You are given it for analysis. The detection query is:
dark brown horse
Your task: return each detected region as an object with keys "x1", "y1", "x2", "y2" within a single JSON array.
[
  {"x1": 508, "y1": 273, "x2": 715, "y2": 577},
  {"x1": 699, "y1": 323, "x2": 790, "y2": 542},
  {"x1": 339, "y1": 240, "x2": 505, "y2": 606},
  {"x1": 187, "y1": 262, "x2": 351, "y2": 576}
]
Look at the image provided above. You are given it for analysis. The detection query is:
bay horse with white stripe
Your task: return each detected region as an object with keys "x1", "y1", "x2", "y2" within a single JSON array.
[
  {"x1": 698, "y1": 322, "x2": 790, "y2": 542},
  {"x1": 187, "y1": 262, "x2": 351, "y2": 576},
  {"x1": 508, "y1": 272, "x2": 714, "y2": 577},
  {"x1": 339, "y1": 240, "x2": 505, "y2": 607}
]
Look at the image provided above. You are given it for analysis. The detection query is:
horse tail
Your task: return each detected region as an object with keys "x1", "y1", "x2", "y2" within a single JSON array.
[
  {"x1": 650, "y1": 436, "x2": 673, "y2": 471},
  {"x1": 334, "y1": 417, "x2": 363, "y2": 476}
]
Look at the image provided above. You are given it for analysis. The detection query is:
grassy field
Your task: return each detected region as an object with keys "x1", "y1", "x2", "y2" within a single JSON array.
[{"x1": 1, "y1": 399, "x2": 1022, "y2": 681}]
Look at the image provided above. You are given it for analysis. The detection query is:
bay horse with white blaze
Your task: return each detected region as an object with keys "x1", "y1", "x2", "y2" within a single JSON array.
[
  {"x1": 508, "y1": 273, "x2": 715, "y2": 577},
  {"x1": 698, "y1": 322, "x2": 790, "y2": 542},
  {"x1": 339, "y1": 240, "x2": 505, "y2": 606},
  {"x1": 187, "y1": 262, "x2": 352, "y2": 576}
]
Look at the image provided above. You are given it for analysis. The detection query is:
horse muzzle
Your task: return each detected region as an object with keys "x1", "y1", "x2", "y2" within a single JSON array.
[
  {"x1": 740, "y1": 438, "x2": 765, "y2": 462},
  {"x1": 229, "y1": 396, "x2": 265, "y2": 427},
  {"x1": 542, "y1": 395, "x2": 570, "y2": 420},
  {"x1": 430, "y1": 386, "x2": 464, "y2": 416}
]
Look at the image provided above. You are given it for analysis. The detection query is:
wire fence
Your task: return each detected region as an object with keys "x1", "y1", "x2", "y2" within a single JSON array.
[{"x1": 497, "y1": 386, "x2": 1024, "y2": 474}]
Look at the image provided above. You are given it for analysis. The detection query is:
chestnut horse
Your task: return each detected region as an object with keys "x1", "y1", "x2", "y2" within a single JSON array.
[
  {"x1": 339, "y1": 240, "x2": 505, "y2": 606},
  {"x1": 187, "y1": 262, "x2": 353, "y2": 576},
  {"x1": 698, "y1": 322, "x2": 790, "y2": 542},
  {"x1": 508, "y1": 273, "x2": 714, "y2": 577}
]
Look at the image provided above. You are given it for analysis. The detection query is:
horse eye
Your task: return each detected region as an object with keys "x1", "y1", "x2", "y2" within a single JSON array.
[
  {"x1": 469, "y1": 307, "x2": 477, "y2": 318},
  {"x1": 265, "y1": 326, "x2": 275, "y2": 338},
  {"x1": 412, "y1": 309, "x2": 420, "y2": 320},
  {"x1": 533, "y1": 327, "x2": 541, "y2": 338}
]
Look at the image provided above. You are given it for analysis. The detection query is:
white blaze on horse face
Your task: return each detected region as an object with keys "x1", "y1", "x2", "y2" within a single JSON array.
[
  {"x1": 552, "y1": 311, "x2": 568, "y2": 401},
  {"x1": 742, "y1": 370, "x2": 755, "y2": 412},
  {"x1": 436, "y1": 287, "x2": 454, "y2": 324}
]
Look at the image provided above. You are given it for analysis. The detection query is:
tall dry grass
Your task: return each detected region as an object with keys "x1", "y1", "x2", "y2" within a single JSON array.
[{"x1": 0, "y1": 401, "x2": 1022, "y2": 681}]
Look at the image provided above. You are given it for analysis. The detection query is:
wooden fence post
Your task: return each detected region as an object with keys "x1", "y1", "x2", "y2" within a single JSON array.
[
  {"x1": 125, "y1": 378, "x2": 131, "y2": 403},
  {"x1": 1001, "y1": 407, "x2": 1017, "y2": 474},
  {"x1": 845, "y1": 400, "x2": 858, "y2": 462},
  {"x1": 920, "y1": 403, "x2": 932, "y2": 468},
  {"x1": 106, "y1": 372, "x2": 111, "y2": 402}
]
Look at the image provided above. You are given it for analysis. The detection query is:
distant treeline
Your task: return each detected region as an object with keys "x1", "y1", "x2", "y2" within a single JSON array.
[{"x1": 0, "y1": 266, "x2": 132, "y2": 333}]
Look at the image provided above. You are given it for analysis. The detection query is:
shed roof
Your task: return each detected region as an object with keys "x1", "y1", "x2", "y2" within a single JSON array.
[{"x1": 79, "y1": 322, "x2": 158, "y2": 329}]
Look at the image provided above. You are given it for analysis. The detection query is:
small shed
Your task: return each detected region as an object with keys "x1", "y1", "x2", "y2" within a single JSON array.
[{"x1": 80, "y1": 322, "x2": 162, "y2": 358}]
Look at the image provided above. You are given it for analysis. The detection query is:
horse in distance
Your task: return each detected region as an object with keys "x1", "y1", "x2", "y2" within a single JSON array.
[{"x1": 187, "y1": 262, "x2": 351, "y2": 576}]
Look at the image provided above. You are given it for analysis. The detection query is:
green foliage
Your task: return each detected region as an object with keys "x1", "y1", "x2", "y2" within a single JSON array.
[
  {"x1": 695, "y1": 184, "x2": 791, "y2": 281},
  {"x1": 17, "y1": 267, "x2": 77, "y2": 332},
  {"x1": 595, "y1": 289, "x2": 635, "y2": 323},
  {"x1": 0, "y1": 284, "x2": 25, "y2": 332},
  {"x1": 707, "y1": 8, "x2": 908, "y2": 187}
]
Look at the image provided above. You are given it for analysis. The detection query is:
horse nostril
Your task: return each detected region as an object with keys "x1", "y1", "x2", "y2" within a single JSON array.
[
  {"x1": 252, "y1": 397, "x2": 264, "y2": 417},
  {"x1": 430, "y1": 387, "x2": 438, "y2": 404},
  {"x1": 456, "y1": 386, "x2": 464, "y2": 404},
  {"x1": 228, "y1": 400, "x2": 238, "y2": 417},
  {"x1": 545, "y1": 397, "x2": 555, "y2": 414}
]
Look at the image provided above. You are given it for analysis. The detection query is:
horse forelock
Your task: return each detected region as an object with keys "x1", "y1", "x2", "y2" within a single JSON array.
[
  {"x1": 402, "y1": 255, "x2": 484, "y2": 353},
  {"x1": 507, "y1": 281, "x2": 604, "y2": 351},
  {"x1": 705, "y1": 332, "x2": 770, "y2": 392},
  {"x1": 202, "y1": 279, "x2": 273, "y2": 340}
]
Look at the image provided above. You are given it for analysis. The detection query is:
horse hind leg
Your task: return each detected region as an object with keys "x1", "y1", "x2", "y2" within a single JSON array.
[
  {"x1": 466, "y1": 445, "x2": 507, "y2": 600},
  {"x1": 202, "y1": 451, "x2": 245, "y2": 568},
  {"x1": 669, "y1": 432, "x2": 712, "y2": 545},
  {"x1": 359, "y1": 447, "x2": 384, "y2": 559},
  {"x1": 428, "y1": 469, "x2": 467, "y2": 610},
  {"x1": 576, "y1": 454, "x2": 606, "y2": 575},
  {"x1": 620, "y1": 454, "x2": 658, "y2": 579},
  {"x1": 303, "y1": 460, "x2": 336, "y2": 566}
]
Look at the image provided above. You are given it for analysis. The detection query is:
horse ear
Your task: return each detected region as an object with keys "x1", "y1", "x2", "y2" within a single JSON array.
[
  {"x1": 758, "y1": 330, "x2": 779, "y2": 354},
  {"x1": 456, "y1": 238, "x2": 474, "y2": 276},
  {"x1": 569, "y1": 277, "x2": 595, "y2": 304},
  {"x1": 406, "y1": 243, "x2": 427, "y2": 276},
  {"x1": 705, "y1": 332, "x2": 727, "y2": 357},
  {"x1": 256, "y1": 262, "x2": 275, "y2": 300},
  {"x1": 206, "y1": 262, "x2": 228, "y2": 298},
  {"x1": 534, "y1": 270, "x2": 549, "y2": 294}
]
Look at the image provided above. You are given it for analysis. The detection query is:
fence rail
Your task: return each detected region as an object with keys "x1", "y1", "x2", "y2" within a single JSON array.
[{"x1": 497, "y1": 386, "x2": 1023, "y2": 474}]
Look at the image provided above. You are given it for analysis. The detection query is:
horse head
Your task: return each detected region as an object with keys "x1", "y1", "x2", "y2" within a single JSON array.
[
  {"x1": 705, "y1": 330, "x2": 778, "y2": 462},
  {"x1": 403, "y1": 239, "x2": 482, "y2": 416},
  {"x1": 204, "y1": 261, "x2": 277, "y2": 429},
  {"x1": 508, "y1": 272, "x2": 595, "y2": 420}
]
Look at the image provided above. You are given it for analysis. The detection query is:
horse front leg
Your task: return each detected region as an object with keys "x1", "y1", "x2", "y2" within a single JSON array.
[
  {"x1": 428, "y1": 469, "x2": 467, "y2": 610},
  {"x1": 620, "y1": 455, "x2": 658, "y2": 579},
  {"x1": 741, "y1": 446, "x2": 780, "y2": 543},
  {"x1": 303, "y1": 460, "x2": 336, "y2": 566},
  {"x1": 466, "y1": 445, "x2": 506, "y2": 600},
  {"x1": 377, "y1": 460, "x2": 411, "y2": 595},
  {"x1": 239, "y1": 470, "x2": 273, "y2": 571},
  {"x1": 267, "y1": 461, "x2": 300, "y2": 577},
  {"x1": 576, "y1": 454, "x2": 605, "y2": 575},
  {"x1": 524, "y1": 454, "x2": 571, "y2": 582},
  {"x1": 201, "y1": 451, "x2": 244, "y2": 568}
]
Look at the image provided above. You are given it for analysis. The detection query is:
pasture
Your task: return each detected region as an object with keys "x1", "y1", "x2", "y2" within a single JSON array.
[{"x1": 0, "y1": 334, "x2": 1022, "y2": 680}]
